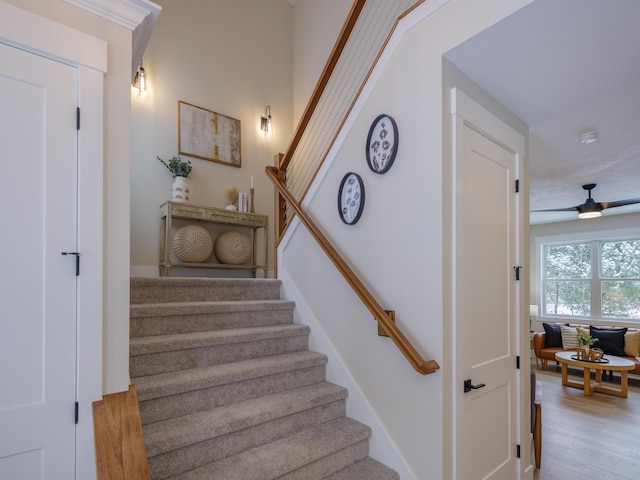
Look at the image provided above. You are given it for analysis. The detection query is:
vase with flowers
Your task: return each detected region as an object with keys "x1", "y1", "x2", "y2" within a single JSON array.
[{"x1": 158, "y1": 155, "x2": 192, "y2": 202}]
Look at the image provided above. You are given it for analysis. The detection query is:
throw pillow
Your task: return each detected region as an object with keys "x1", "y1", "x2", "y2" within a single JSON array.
[
  {"x1": 624, "y1": 331, "x2": 640, "y2": 357},
  {"x1": 560, "y1": 326, "x2": 580, "y2": 349},
  {"x1": 590, "y1": 326, "x2": 627, "y2": 356},
  {"x1": 543, "y1": 322, "x2": 564, "y2": 348},
  {"x1": 576, "y1": 326, "x2": 590, "y2": 337}
]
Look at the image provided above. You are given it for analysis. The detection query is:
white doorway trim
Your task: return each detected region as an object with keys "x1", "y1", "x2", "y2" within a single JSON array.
[{"x1": 0, "y1": 2, "x2": 106, "y2": 479}]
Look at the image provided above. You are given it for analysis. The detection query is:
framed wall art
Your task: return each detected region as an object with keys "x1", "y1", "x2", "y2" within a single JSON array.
[
  {"x1": 178, "y1": 101, "x2": 242, "y2": 168},
  {"x1": 338, "y1": 172, "x2": 365, "y2": 225},
  {"x1": 366, "y1": 114, "x2": 398, "y2": 174}
]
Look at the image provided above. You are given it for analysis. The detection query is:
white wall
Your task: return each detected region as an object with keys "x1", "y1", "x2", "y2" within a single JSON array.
[
  {"x1": 4, "y1": 0, "x2": 134, "y2": 395},
  {"x1": 278, "y1": 0, "x2": 533, "y2": 477},
  {"x1": 292, "y1": 0, "x2": 351, "y2": 123},
  {"x1": 131, "y1": 0, "x2": 294, "y2": 276},
  {"x1": 530, "y1": 212, "x2": 640, "y2": 331}
]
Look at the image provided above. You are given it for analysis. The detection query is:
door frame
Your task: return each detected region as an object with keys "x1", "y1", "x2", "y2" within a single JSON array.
[
  {"x1": 0, "y1": 2, "x2": 106, "y2": 479},
  {"x1": 449, "y1": 87, "x2": 530, "y2": 479}
]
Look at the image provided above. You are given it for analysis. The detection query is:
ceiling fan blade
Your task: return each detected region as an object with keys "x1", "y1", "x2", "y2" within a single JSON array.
[
  {"x1": 531, "y1": 206, "x2": 579, "y2": 212},
  {"x1": 601, "y1": 197, "x2": 640, "y2": 209}
]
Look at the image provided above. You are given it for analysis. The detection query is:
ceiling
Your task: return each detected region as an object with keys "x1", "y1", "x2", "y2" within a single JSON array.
[{"x1": 444, "y1": 0, "x2": 640, "y2": 224}]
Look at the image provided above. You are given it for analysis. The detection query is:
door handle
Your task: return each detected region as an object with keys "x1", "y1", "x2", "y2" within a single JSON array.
[{"x1": 464, "y1": 379, "x2": 485, "y2": 393}]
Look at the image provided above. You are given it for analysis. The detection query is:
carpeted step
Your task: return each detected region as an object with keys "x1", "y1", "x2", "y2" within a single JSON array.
[
  {"x1": 323, "y1": 457, "x2": 400, "y2": 480},
  {"x1": 144, "y1": 382, "x2": 349, "y2": 479},
  {"x1": 130, "y1": 324, "x2": 310, "y2": 377},
  {"x1": 134, "y1": 351, "x2": 328, "y2": 425},
  {"x1": 131, "y1": 277, "x2": 282, "y2": 304},
  {"x1": 130, "y1": 299, "x2": 295, "y2": 337},
  {"x1": 171, "y1": 417, "x2": 372, "y2": 480}
]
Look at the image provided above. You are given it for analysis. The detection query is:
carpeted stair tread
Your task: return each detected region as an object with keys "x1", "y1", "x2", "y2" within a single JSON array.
[
  {"x1": 130, "y1": 324, "x2": 310, "y2": 356},
  {"x1": 130, "y1": 300, "x2": 295, "y2": 337},
  {"x1": 324, "y1": 457, "x2": 400, "y2": 479},
  {"x1": 171, "y1": 417, "x2": 372, "y2": 480},
  {"x1": 143, "y1": 382, "x2": 348, "y2": 458},
  {"x1": 131, "y1": 299, "x2": 295, "y2": 317},
  {"x1": 131, "y1": 277, "x2": 282, "y2": 304},
  {"x1": 134, "y1": 351, "x2": 328, "y2": 402}
]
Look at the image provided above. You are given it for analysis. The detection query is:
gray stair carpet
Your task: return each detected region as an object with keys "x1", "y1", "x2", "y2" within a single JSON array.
[{"x1": 131, "y1": 277, "x2": 399, "y2": 480}]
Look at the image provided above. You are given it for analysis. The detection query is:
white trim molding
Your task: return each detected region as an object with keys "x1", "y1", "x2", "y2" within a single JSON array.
[{"x1": 64, "y1": 0, "x2": 161, "y2": 79}]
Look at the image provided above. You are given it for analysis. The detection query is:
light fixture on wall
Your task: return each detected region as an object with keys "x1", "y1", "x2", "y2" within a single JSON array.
[
  {"x1": 132, "y1": 59, "x2": 147, "y2": 96},
  {"x1": 260, "y1": 105, "x2": 272, "y2": 135}
]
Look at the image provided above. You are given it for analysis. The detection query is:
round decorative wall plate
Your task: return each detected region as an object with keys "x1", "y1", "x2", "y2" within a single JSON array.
[
  {"x1": 366, "y1": 114, "x2": 398, "y2": 174},
  {"x1": 338, "y1": 172, "x2": 365, "y2": 225}
]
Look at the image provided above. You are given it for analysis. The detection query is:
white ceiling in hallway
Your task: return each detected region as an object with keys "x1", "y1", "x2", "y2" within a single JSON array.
[{"x1": 444, "y1": 0, "x2": 640, "y2": 224}]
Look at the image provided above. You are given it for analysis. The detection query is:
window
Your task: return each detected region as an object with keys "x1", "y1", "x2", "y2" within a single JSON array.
[{"x1": 542, "y1": 238, "x2": 640, "y2": 320}]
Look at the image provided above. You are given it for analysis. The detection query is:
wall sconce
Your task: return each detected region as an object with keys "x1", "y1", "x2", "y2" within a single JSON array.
[
  {"x1": 260, "y1": 105, "x2": 272, "y2": 135},
  {"x1": 132, "y1": 59, "x2": 147, "y2": 96}
]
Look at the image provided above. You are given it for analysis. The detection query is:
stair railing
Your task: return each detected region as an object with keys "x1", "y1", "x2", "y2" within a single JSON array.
[
  {"x1": 266, "y1": 166, "x2": 439, "y2": 375},
  {"x1": 276, "y1": 0, "x2": 422, "y2": 241}
]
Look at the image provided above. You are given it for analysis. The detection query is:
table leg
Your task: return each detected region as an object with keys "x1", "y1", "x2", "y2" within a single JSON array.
[
  {"x1": 620, "y1": 371, "x2": 629, "y2": 398},
  {"x1": 583, "y1": 367, "x2": 592, "y2": 396},
  {"x1": 561, "y1": 362, "x2": 568, "y2": 386}
]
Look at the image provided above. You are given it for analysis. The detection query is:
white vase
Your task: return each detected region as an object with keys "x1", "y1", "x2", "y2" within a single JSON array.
[{"x1": 172, "y1": 176, "x2": 190, "y2": 203}]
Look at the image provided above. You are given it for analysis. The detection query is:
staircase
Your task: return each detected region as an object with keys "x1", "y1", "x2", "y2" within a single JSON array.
[{"x1": 130, "y1": 277, "x2": 399, "y2": 480}]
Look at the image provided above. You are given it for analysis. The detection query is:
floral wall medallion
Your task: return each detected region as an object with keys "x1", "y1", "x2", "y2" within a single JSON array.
[{"x1": 366, "y1": 114, "x2": 398, "y2": 174}]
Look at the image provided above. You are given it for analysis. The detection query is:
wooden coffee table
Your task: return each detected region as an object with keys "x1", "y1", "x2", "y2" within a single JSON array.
[{"x1": 555, "y1": 351, "x2": 635, "y2": 398}]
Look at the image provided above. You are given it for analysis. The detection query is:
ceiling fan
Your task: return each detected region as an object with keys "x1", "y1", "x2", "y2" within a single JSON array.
[{"x1": 531, "y1": 184, "x2": 640, "y2": 219}]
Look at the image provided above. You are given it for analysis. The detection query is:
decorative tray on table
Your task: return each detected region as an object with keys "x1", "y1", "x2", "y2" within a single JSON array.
[
  {"x1": 571, "y1": 347, "x2": 608, "y2": 363},
  {"x1": 570, "y1": 355, "x2": 609, "y2": 363}
]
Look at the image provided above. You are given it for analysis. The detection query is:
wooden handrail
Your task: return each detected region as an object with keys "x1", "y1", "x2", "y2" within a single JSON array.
[{"x1": 266, "y1": 166, "x2": 439, "y2": 375}]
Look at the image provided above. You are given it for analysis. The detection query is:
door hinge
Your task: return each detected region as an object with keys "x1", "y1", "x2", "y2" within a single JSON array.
[
  {"x1": 61, "y1": 252, "x2": 80, "y2": 275},
  {"x1": 75, "y1": 402, "x2": 79, "y2": 424},
  {"x1": 516, "y1": 444, "x2": 521, "y2": 458},
  {"x1": 514, "y1": 265, "x2": 522, "y2": 281},
  {"x1": 76, "y1": 107, "x2": 80, "y2": 130},
  {"x1": 515, "y1": 179, "x2": 520, "y2": 193},
  {"x1": 516, "y1": 356, "x2": 520, "y2": 369}
]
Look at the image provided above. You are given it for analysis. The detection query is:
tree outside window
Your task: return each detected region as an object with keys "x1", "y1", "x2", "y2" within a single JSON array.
[{"x1": 543, "y1": 239, "x2": 640, "y2": 320}]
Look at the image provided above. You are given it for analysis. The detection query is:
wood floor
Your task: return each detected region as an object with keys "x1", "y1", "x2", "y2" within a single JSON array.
[{"x1": 532, "y1": 359, "x2": 640, "y2": 480}]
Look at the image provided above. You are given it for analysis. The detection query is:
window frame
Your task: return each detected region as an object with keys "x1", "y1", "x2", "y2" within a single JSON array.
[{"x1": 536, "y1": 228, "x2": 640, "y2": 323}]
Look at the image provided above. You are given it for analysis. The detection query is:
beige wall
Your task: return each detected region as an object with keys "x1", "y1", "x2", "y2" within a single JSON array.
[
  {"x1": 130, "y1": 0, "x2": 294, "y2": 276},
  {"x1": 292, "y1": 0, "x2": 352, "y2": 123},
  {"x1": 4, "y1": 0, "x2": 133, "y2": 395}
]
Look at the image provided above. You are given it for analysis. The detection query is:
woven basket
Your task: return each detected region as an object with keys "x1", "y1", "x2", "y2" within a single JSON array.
[
  {"x1": 173, "y1": 225, "x2": 213, "y2": 263},
  {"x1": 215, "y1": 230, "x2": 251, "y2": 265}
]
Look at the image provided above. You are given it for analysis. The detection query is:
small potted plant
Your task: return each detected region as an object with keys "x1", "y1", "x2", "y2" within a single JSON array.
[
  {"x1": 158, "y1": 155, "x2": 192, "y2": 178},
  {"x1": 158, "y1": 155, "x2": 192, "y2": 202},
  {"x1": 577, "y1": 332, "x2": 598, "y2": 359}
]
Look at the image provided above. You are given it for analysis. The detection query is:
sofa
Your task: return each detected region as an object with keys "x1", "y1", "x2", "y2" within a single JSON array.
[{"x1": 533, "y1": 323, "x2": 640, "y2": 375}]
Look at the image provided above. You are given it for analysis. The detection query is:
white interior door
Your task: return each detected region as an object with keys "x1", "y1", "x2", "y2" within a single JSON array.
[
  {"x1": 453, "y1": 90, "x2": 522, "y2": 479},
  {"x1": 0, "y1": 42, "x2": 78, "y2": 479}
]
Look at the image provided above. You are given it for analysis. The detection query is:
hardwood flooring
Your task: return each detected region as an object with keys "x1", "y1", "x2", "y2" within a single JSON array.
[
  {"x1": 93, "y1": 384, "x2": 150, "y2": 480},
  {"x1": 532, "y1": 359, "x2": 640, "y2": 480}
]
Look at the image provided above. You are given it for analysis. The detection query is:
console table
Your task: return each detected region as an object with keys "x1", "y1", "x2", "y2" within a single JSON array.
[{"x1": 160, "y1": 201, "x2": 268, "y2": 277}]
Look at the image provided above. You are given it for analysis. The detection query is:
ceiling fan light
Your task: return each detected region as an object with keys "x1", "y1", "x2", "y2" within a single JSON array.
[{"x1": 578, "y1": 210, "x2": 601, "y2": 219}]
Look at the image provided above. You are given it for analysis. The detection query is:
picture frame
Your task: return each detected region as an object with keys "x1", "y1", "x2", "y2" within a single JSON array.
[
  {"x1": 338, "y1": 172, "x2": 365, "y2": 225},
  {"x1": 178, "y1": 101, "x2": 241, "y2": 168},
  {"x1": 366, "y1": 114, "x2": 398, "y2": 174}
]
